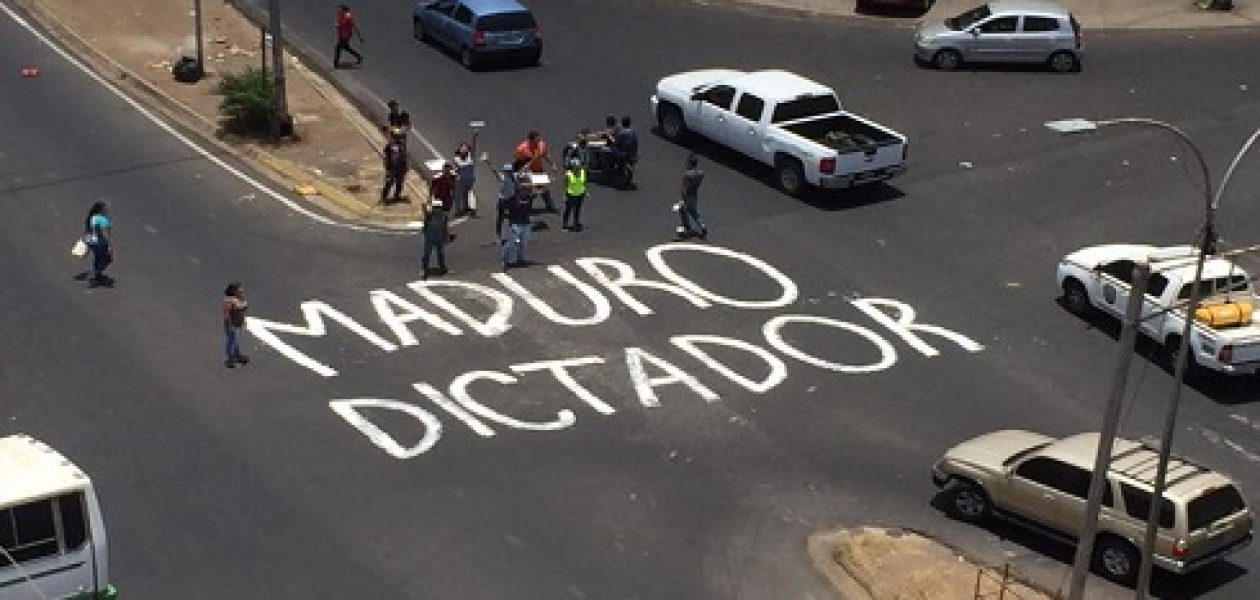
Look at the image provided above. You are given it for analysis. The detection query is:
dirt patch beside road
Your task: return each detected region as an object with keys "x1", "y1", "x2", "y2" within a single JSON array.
[{"x1": 810, "y1": 527, "x2": 1058, "y2": 600}]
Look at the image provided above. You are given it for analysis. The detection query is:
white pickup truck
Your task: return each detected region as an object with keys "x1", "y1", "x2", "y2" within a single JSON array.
[
  {"x1": 650, "y1": 69, "x2": 907, "y2": 196},
  {"x1": 1057, "y1": 244, "x2": 1260, "y2": 376}
]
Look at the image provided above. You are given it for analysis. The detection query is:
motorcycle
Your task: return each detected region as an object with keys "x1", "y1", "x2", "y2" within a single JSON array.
[{"x1": 564, "y1": 134, "x2": 636, "y2": 190}]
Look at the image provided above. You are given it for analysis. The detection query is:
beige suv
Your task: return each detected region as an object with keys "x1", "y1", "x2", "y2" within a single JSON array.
[{"x1": 932, "y1": 431, "x2": 1253, "y2": 585}]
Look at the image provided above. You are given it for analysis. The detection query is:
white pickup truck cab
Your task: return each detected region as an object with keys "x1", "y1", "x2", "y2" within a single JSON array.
[
  {"x1": 1057, "y1": 244, "x2": 1260, "y2": 376},
  {"x1": 651, "y1": 69, "x2": 908, "y2": 196},
  {"x1": 0, "y1": 434, "x2": 117, "y2": 600}
]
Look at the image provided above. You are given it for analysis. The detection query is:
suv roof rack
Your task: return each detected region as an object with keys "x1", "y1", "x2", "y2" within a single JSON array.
[{"x1": 1109, "y1": 442, "x2": 1211, "y2": 489}]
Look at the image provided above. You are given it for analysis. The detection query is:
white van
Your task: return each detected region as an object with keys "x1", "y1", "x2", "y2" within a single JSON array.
[{"x1": 0, "y1": 434, "x2": 117, "y2": 599}]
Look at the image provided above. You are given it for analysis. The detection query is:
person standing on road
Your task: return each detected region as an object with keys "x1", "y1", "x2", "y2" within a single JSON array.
[
  {"x1": 421, "y1": 201, "x2": 450, "y2": 278},
  {"x1": 430, "y1": 162, "x2": 456, "y2": 211},
  {"x1": 562, "y1": 158, "x2": 587, "y2": 232},
  {"x1": 334, "y1": 4, "x2": 364, "y2": 69},
  {"x1": 222, "y1": 282, "x2": 249, "y2": 368},
  {"x1": 84, "y1": 201, "x2": 114, "y2": 287},
  {"x1": 383, "y1": 99, "x2": 412, "y2": 142},
  {"x1": 451, "y1": 132, "x2": 478, "y2": 216},
  {"x1": 491, "y1": 159, "x2": 524, "y2": 240},
  {"x1": 514, "y1": 131, "x2": 558, "y2": 212},
  {"x1": 676, "y1": 154, "x2": 707, "y2": 239},
  {"x1": 501, "y1": 184, "x2": 534, "y2": 270},
  {"x1": 381, "y1": 128, "x2": 408, "y2": 204}
]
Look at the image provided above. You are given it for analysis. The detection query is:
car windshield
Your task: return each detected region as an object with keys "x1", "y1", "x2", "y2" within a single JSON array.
[
  {"x1": 771, "y1": 95, "x2": 841, "y2": 124},
  {"x1": 947, "y1": 4, "x2": 992, "y2": 30},
  {"x1": 1001, "y1": 442, "x2": 1051, "y2": 467},
  {"x1": 478, "y1": 11, "x2": 536, "y2": 32}
]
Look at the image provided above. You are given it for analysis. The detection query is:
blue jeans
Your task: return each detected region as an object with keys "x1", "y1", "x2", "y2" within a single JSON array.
[
  {"x1": 89, "y1": 240, "x2": 112, "y2": 277},
  {"x1": 501, "y1": 223, "x2": 531, "y2": 265},
  {"x1": 678, "y1": 197, "x2": 706, "y2": 234},
  {"x1": 225, "y1": 326, "x2": 241, "y2": 360},
  {"x1": 453, "y1": 176, "x2": 474, "y2": 214}
]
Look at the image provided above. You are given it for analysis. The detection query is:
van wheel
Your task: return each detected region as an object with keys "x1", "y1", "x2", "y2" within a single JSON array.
[
  {"x1": 1048, "y1": 51, "x2": 1079, "y2": 73},
  {"x1": 775, "y1": 156, "x2": 806, "y2": 197},
  {"x1": 658, "y1": 104, "x2": 687, "y2": 142},
  {"x1": 945, "y1": 480, "x2": 990, "y2": 524},
  {"x1": 1062, "y1": 279, "x2": 1091, "y2": 316},
  {"x1": 1093, "y1": 536, "x2": 1139, "y2": 586},
  {"x1": 933, "y1": 49, "x2": 962, "y2": 71},
  {"x1": 461, "y1": 47, "x2": 478, "y2": 70}
]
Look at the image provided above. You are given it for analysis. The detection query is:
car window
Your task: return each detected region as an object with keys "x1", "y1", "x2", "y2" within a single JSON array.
[
  {"x1": 1147, "y1": 274, "x2": 1169, "y2": 298},
  {"x1": 1023, "y1": 16, "x2": 1061, "y2": 32},
  {"x1": 701, "y1": 85, "x2": 736, "y2": 110},
  {"x1": 453, "y1": 5, "x2": 474, "y2": 25},
  {"x1": 432, "y1": 1, "x2": 456, "y2": 16},
  {"x1": 735, "y1": 94, "x2": 766, "y2": 121},
  {"x1": 948, "y1": 4, "x2": 992, "y2": 30},
  {"x1": 1015, "y1": 457, "x2": 1067, "y2": 488},
  {"x1": 1121, "y1": 483, "x2": 1175, "y2": 528},
  {"x1": 1100, "y1": 260, "x2": 1135, "y2": 284},
  {"x1": 478, "y1": 11, "x2": 537, "y2": 31},
  {"x1": 1188, "y1": 486, "x2": 1246, "y2": 531},
  {"x1": 978, "y1": 16, "x2": 1019, "y2": 33},
  {"x1": 0, "y1": 498, "x2": 59, "y2": 565},
  {"x1": 1059, "y1": 466, "x2": 1115, "y2": 505},
  {"x1": 1179, "y1": 275, "x2": 1252, "y2": 300},
  {"x1": 771, "y1": 95, "x2": 841, "y2": 124}
]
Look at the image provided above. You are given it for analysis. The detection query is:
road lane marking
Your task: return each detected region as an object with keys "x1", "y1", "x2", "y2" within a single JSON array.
[{"x1": 0, "y1": 1, "x2": 408, "y2": 236}]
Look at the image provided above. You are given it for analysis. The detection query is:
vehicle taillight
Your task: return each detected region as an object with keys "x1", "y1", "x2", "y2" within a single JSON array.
[
  {"x1": 1172, "y1": 538, "x2": 1189, "y2": 557},
  {"x1": 820, "y1": 157, "x2": 836, "y2": 174},
  {"x1": 1218, "y1": 344, "x2": 1234, "y2": 363},
  {"x1": 473, "y1": 29, "x2": 486, "y2": 47}
]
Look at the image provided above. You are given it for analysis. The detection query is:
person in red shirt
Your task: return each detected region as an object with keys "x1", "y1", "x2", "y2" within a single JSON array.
[
  {"x1": 513, "y1": 131, "x2": 557, "y2": 212},
  {"x1": 430, "y1": 162, "x2": 456, "y2": 211},
  {"x1": 334, "y1": 4, "x2": 363, "y2": 68}
]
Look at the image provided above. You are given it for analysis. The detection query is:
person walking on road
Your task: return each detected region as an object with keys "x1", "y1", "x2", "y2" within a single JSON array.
[
  {"x1": 421, "y1": 201, "x2": 450, "y2": 278},
  {"x1": 381, "y1": 128, "x2": 408, "y2": 204},
  {"x1": 562, "y1": 158, "x2": 587, "y2": 232},
  {"x1": 491, "y1": 159, "x2": 524, "y2": 240},
  {"x1": 83, "y1": 201, "x2": 114, "y2": 287},
  {"x1": 222, "y1": 282, "x2": 249, "y2": 368},
  {"x1": 676, "y1": 154, "x2": 707, "y2": 239},
  {"x1": 451, "y1": 132, "x2": 478, "y2": 216},
  {"x1": 334, "y1": 4, "x2": 364, "y2": 69},
  {"x1": 501, "y1": 185, "x2": 534, "y2": 270}
]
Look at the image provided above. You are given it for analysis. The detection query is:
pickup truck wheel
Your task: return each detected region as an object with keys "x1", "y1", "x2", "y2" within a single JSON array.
[
  {"x1": 1164, "y1": 335, "x2": 1202, "y2": 379},
  {"x1": 1062, "y1": 279, "x2": 1091, "y2": 316},
  {"x1": 658, "y1": 104, "x2": 687, "y2": 142},
  {"x1": 1048, "y1": 51, "x2": 1079, "y2": 73},
  {"x1": 1092, "y1": 536, "x2": 1139, "y2": 586},
  {"x1": 945, "y1": 480, "x2": 990, "y2": 524},
  {"x1": 461, "y1": 47, "x2": 478, "y2": 70},
  {"x1": 933, "y1": 49, "x2": 962, "y2": 71},
  {"x1": 775, "y1": 157, "x2": 806, "y2": 197}
]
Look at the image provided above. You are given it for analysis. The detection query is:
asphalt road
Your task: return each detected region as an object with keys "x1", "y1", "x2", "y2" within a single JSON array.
[{"x1": 5, "y1": 0, "x2": 1260, "y2": 598}]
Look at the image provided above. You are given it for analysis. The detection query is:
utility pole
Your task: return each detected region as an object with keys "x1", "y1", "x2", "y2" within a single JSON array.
[
  {"x1": 193, "y1": 0, "x2": 205, "y2": 78},
  {"x1": 1065, "y1": 261, "x2": 1151, "y2": 600},
  {"x1": 268, "y1": 0, "x2": 290, "y2": 139}
]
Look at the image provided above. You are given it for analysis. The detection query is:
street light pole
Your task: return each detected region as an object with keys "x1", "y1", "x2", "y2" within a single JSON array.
[
  {"x1": 267, "y1": 0, "x2": 290, "y2": 139},
  {"x1": 193, "y1": 0, "x2": 205, "y2": 77},
  {"x1": 1065, "y1": 261, "x2": 1150, "y2": 600},
  {"x1": 1045, "y1": 117, "x2": 1212, "y2": 600}
]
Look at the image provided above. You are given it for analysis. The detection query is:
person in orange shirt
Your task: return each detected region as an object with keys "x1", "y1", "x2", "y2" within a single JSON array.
[{"x1": 513, "y1": 131, "x2": 558, "y2": 212}]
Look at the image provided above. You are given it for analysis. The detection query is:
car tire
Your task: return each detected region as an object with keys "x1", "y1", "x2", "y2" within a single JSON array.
[
  {"x1": 413, "y1": 18, "x2": 428, "y2": 42},
  {"x1": 1164, "y1": 335, "x2": 1202, "y2": 379},
  {"x1": 945, "y1": 480, "x2": 990, "y2": 524},
  {"x1": 1048, "y1": 51, "x2": 1079, "y2": 73},
  {"x1": 658, "y1": 103, "x2": 687, "y2": 142},
  {"x1": 460, "y1": 47, "x2": 478, "y2": 70},
  {"x1": 526, "y1": 48, "x2": 542, "y2": 66},
  {"x1": 933, "y1": 49, "x2": 962, "y2": 71},
  {"x1": 1062, "y1": 279, "x2": 1092, "y2": 316},
  {"x1": 775, "y1": 156, "x2": 806, "y2": 197},
  {"x1": 1092, "y1": 536, "x2": 1139, "y2": 586}
]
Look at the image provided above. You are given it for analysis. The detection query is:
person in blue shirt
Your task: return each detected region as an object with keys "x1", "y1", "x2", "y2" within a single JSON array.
[{"x1": 83, "y1": 201, "x2": 114, "y2": 287}]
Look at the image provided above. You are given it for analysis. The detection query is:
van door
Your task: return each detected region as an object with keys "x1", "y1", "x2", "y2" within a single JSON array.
[
  {"x1": 726, "y1": 92, "x2": 768, "y2": 161},
  {"x1": 0, "y1": 493, "x2": 100, "y2": 599}
]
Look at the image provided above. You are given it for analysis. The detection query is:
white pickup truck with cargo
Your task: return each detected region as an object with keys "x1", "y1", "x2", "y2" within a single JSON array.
[
  {"x1": 0, "y1": 434, "x2": 117, "y2": 600},
  {"x1": 650, "y1": 69, "x2": 908, "y2": 196},
  {"x1": 1057, "y1": 244, "x2": 1260, "y2": 376}
]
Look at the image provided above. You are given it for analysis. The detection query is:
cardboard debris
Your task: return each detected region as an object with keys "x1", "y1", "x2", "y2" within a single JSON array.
[{"x1": 294, "y1": 184, "x2": 318, "y2": 196}]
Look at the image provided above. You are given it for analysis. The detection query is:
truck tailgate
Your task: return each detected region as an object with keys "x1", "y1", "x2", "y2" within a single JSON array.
[{"x1": 781, "y1": 112, "x2": 905, "y2": 173}]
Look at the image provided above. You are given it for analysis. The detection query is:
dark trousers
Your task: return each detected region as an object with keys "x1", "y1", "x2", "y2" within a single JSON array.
[
  {"x1": 422, "y1": 238, "x2": 447, "y2": 272},
  {"x1": 90, "y1": 242, "x2": 113, "y2": 277},
  {"x1": 381, "y1": 169, "x2": 405, "y2": 203},
  {"x1": 334, "y1": 39, "x2": 362, "y2": 66},
  {"x1": 563, "y1": 193, "x2": 585, "y2": 227}
]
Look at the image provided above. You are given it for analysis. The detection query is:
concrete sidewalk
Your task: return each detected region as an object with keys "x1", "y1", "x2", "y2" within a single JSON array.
[{"x1": 722, "y1": 0, "x2": 1260, "y2": 29}]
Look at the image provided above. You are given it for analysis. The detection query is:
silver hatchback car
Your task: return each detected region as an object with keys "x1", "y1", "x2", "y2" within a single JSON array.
[{"x1": 914, "y1": 1, "x2": 1082, "y2": 72}]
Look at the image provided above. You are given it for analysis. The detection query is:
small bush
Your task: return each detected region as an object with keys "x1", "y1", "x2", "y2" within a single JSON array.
[{"x1": 217, "y1": 67, "x2": 274, "y2": 136}]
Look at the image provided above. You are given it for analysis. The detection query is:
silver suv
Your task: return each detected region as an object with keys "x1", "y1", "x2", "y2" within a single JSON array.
[
  {"x1": 914, "y1": 1, "x2": 1082, "y2": 72},
  {"x1": 932, "y1": 430, "x2": 1253, "y2": 585}
]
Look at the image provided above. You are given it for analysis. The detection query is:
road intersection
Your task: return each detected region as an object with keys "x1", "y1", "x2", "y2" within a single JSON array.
[{"x1": 3, "y1": 0, "x2": 1260, "y2": 598}]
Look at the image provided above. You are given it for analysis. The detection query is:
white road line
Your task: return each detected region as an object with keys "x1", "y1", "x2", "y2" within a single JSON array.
[{"x1": 0, "y1": 1, "x2": 408, "y2": 236}]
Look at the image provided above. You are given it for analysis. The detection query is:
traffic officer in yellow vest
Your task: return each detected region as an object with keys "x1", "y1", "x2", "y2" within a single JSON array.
[{"x1": 562, "y1": 157, "x2": 587, "y2": 232}]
